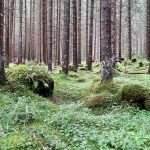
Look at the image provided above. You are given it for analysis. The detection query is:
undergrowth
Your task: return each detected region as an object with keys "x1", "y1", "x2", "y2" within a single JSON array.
[{"x1": 0, "y1": 62, "x2": 150, "y2": 149}]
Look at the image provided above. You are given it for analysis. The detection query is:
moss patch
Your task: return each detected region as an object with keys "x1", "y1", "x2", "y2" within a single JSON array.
[
  {"x1": 6, "y1": 62, "x2": 54, "y2": 97},
  {"x1": 84, "y1": 92, "x2": 112, "y2": 109},
  {"x1": 121, "y1": 84, "x2": 150, "y2": 110}
]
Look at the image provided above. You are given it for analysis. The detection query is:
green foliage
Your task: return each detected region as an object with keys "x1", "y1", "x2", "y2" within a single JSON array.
[
  {"x1": 1, "y1": 62, "x2": 150, "y2": 149},
  {"x1": 6, "y1": 62, "x2": 54, "y2": 97}
]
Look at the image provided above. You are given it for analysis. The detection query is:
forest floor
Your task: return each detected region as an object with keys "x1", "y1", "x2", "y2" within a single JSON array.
[{"x1": 1, "y1": 60, "x2": 150, "y2": 150}]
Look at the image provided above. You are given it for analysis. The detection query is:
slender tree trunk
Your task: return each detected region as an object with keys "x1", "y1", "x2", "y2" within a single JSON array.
[
  {"x1": 0, "y1": 0, "x2": 6, "y2": 84},
  {"x1": 48, "y1": 0, "x2": 53, "y2": 71},
  {"x1": 87, "y1": 0, "x2": 94, "y2": 70},
  {"x1": 12, "y1": 0, "x2": 16, "y2": 63},
  {"x1": 86, "y1": 0, "x2": 89, "y2": 66},
  {"x1": 128, "y1": 0, "x2": 132, "y2": 59},
  {"x1": 72, "y1": 0, "x2": 78, "y2": 71},
  {"x1": 111, "y1": 0, "x2": 117, "y2": 67},
  {"x1": 62, "y1": 0, "x2": 70, "y2": 75},
  {"x1": 5, "y1": 0, "x2": 10, "y2": 65},
  {"x1": 119, "y1": 0, "x2": 122, "y2": 61},
  {"x1": 9, "y1": 0, "x2": 15, "y2": 63},
  {"x1": 18, "y1": 0, "x2": 23, "y2": 64},
  {"x1": 42, "y1": 0, "x2": 47, "y2": 64},
  {"x1": 101, "y1": 0, "x2": 112, "y2": 82},
  {"x1": 147, "y1": 0, "x2": 150, "y2": 74},
  {"x1": 93, "y1": 19, "x2": 97, "y2": 61},
  {"x1": 100, "y1": 0, "x2": 102, "y2": 62},
  {"x1": 38, "y1": 0, "x2": 42, "y2": 63},
  {"x1": 28, "y1": 0, "x2": 32, "y2": 61},
  {"x1": 24, "y1": 0, "x2": 27, "y2": 62},
  {"x1": 78, "y1": 0, "x2": 81, "y2": 64},
  {"x1": 31, "y1": 0, "x2": 35, "y2": 60},
  {"x1": 57, "y1": 0, "x2": 61, "y2": 65}
]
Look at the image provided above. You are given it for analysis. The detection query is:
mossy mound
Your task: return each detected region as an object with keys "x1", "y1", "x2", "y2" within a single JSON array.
[
  {"x1": 90, "y1": 81, "x2": 120, "y2": 94},
  {"x1": 76, "y1": 78, "x2": 86, "y2": 83},
  {"x1": 68, "y1": 72, "x2": 79, "y2": 78},
  {"x1": 131, "y1": 58, "x2": 137, "y2": 63},
  {"x1": 68, "y1": 65, "x2": 77, "y2": 72},
  {"x1": 139, "y1": 62, "x2": 144, "y2": 67},
  {"x1": 122, "y1": 84, "x2": 150, "y2": 110},
  {"x1": 84, "y1": 92, "x2": 112, "y2": 109},
  {"x1": 79, "y1": 67, "x2": 88, "y2": 71},
  {"x1": 6, "y1": 62, "x2": 54, "y2": 97},
  {"x1": 84, "y1": 81, "x2": 122, "y2": 109}
]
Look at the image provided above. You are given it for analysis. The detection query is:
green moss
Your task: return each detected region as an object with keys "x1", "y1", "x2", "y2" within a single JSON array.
[
  {"x1": 79, "y1": 67, "x2": 88, "y2": 71},
  {"x1": 68, "y1": 65, "x2": 77, "y2": 72},
  {"x1": 90, "y1": 81, "x2": 120, "y2": 94},
  {"x1": 122, "y1": 84, "x2": 150, "y2": 109},
  {"x1": 84, "y1": 92, "x2": 112, "y2": 109},
  {"x1": 131, "y1": 58, "x2": 137, "y2": 63},
  {"x1": 6, "y1": 62, "x2": 54, "y2": 97},
  {"x1": 68, "y1": 72, "x2": 79, "y2": 78},
  {"x1": 76, "y1": 78, "x2": 86, "y2": 83}
]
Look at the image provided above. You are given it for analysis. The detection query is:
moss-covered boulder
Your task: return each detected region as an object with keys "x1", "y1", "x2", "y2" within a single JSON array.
[
  {"x1": 6, "y1": 62, "x2": 54, "y2": 97},
  {"x1": 121, "y1": 84, "x2": 150, "y2": 110},
  {"x1": 84, "y1": 92, "x2": 112, "y2": 109}
]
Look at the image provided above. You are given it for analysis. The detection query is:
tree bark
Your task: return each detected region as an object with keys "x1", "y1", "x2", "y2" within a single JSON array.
[
  {"x1": 72, "y1": 0, "x2": 78, "y2": 71},
  {"x1": 62, "y1": 0, "x2": 70, "y2": 75},
  {"x1": 118, "y1": 0, "x2": 122, "y2": 61},
  {"x1": 0, "y1": 0, "x2": 6, "y2": 84},
  {"x1": 18, "y1": 0, "x2": 23, "y2": 64},
  {"x1": 48, "y1": 0, "x2": 53, "y2": 71},
  {"x1": 128, "y1": 0, "x2": 132, "y2": 60},
  {"x1": 101, "y1": 0, "x2": 112, "y2": 82},
  {"x1": 78, "y1": 0, "x2": 81, "y2": 64},
  {"x1": 86, "y1": 0, "x2": 89, "y2": 67},
  {"x1": 147, "y1": 0, "x2": 150, "y2": 74},
  {"x1": 111, "y1": 0, "x2": 117, "y2": 67},
  {"x1": 87, "y1": 0, "x2": 94, "y2": 70}
]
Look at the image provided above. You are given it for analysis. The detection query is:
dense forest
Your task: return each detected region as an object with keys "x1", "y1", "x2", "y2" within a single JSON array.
[{"x1": 0, "y1": 0, "x2": 150, "y2": 149}]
